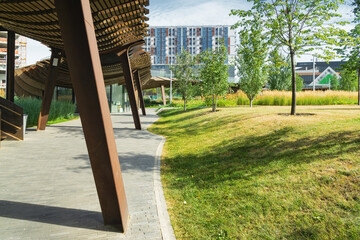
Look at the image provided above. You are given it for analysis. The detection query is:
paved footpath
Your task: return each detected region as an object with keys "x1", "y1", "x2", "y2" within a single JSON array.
[{"x1": 0, "y1": 109, "x2": 175, "y2": 240}]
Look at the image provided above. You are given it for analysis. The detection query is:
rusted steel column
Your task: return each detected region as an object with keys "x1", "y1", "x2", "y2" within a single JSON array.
[
  {"x1": 134, "y1": 71, "x2": 146, "y2": 116},
  {"x1": 161, "y1": 84, "x2": 166, "y2": 105},
  {"x1": 134, "y1": 85, "x2": 139, "y2": 110},
  {"x1": 6, "y1": 31, "x2": 15, "y2": 102},
  {"x1": 119, "y1": 50, "x2": 141, "y2": 130},
  {"x1": 37, "y1": 48, "x2": 62, "y2": 130},
  {"x1": 55, "y1": 0, "x2": 128, "y2": 231}
]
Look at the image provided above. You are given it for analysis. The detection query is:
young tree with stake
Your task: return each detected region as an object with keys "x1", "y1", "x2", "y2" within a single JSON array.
[
  {"x1": 199, "y1": 44, "x2": 229, "y2": 112},
  {"x1": 235, "y1": 16, "x2": 268, "y2": 107},
  {"x1": 171, "y1": 51, "x2": 197, "y2": 111}
]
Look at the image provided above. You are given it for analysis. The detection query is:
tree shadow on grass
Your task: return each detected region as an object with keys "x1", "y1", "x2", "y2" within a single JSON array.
[{"x1": 163, "y1": 128, "x2": 360, "y2": 190}]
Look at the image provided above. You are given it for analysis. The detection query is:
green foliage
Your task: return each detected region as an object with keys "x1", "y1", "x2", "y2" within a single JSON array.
[
  {"x1": 295, "y1": 74, "x2": 304, "y2": 92},
  {"x1": 235, "y1": 16, "x2": 268, "y2": 107},
  {"x1": 231, "y1": 0, "x2": 345, "y2": 114},
  {"x1": 171, "y1": 51, "x2": 197, "y2": 111},
  {"x1": 268, "y1": 48, "x2": 292, "y2": 91},
  {"x1": 339, "y1": 68, "x2": 358, "y2": 91},
  {"x1": 199, "y1": 43, "x2": 229, "y2": 112},
  {"x1": 15, "y1": 97, "x2": 76, "y2": 127},
  {"x1": 330, "y1": 74, "x2": 341, "y2": 90},
  {"x1": 337, "y1": 0, "x2": 360, "y2": 97}
]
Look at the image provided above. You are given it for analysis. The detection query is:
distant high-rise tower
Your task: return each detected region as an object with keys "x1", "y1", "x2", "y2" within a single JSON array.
[
  {"x1": 0, "y1": 31, "x2": 26, "y2": 88},
  {"x1": 144, "y1": 25, "x2": 236, "y2": 82},
  {"x1": 145, "y1": 25, "x2": 235, "y2": 64}
]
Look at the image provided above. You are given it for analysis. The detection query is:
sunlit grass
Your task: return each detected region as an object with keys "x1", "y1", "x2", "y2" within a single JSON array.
[{"x1": 149, "y1": 105, "x2": 360, "y2": 239}]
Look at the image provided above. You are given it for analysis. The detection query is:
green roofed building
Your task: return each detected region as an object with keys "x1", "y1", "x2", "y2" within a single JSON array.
[{"x1": 296, "y1": 61, "x2": 344, "y2": 90}]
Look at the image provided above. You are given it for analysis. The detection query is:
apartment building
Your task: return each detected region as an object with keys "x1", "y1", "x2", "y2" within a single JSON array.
[
  {"x1": 0, "y1": 31, "x2": 26, "y2": 88},
  {"x1": 145, "y1": 26, "x2": 236, "y2": 82}
]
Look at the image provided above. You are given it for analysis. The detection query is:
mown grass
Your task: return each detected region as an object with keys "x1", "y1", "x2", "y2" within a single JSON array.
[
  {"x1": 15, "y1": 97, "x2": 77, "y2": 127},
  {"x1": 149, "y1": 105, "x2": 360, "y2": 239}
]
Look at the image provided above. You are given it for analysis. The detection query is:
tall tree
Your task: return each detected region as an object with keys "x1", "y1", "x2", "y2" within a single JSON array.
[
  {"x1": 235, "y1": 16, "x2": 268, "y2": 107},
  {"x1": 338, "y1": 0, "x2": 360, "y2": 104},
  {"x1": 231, "y1": 0, "x2": 344, "y2": 115},
  {"x1": 171, "y1": 51, "x2": 196, "y2": 111},
  {"x1": 339, "y1": 68, "x2": 358, "y2": 91},
  {"x1": 199, "y1": 44, "x2": 229, "y2": 112},
  {"x1": 268, "y1": 47, "x2": 292, "y2": 90}
]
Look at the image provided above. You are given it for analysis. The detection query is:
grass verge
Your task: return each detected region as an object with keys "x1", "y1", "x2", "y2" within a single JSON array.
[{"x1": 149, "y1": 105, "x2": 360, "y2": 239}]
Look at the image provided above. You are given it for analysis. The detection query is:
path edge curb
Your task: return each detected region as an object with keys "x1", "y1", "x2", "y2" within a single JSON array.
[{"x1": 154, "y1": 137, "x2": 176, "y2": 240}]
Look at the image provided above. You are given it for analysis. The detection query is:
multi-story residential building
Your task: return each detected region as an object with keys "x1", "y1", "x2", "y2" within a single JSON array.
[
  {"x1": 0, "y1": 31, "x2": 26, "y2": 89},
  {"x1": 145, "y1": 26, "x2": 236, "y2": 82}
]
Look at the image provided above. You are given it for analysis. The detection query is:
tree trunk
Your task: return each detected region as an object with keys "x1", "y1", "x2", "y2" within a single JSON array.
[
  {"x1": 290, "y1": 48, "x2": 296, "y2": 115},
  {"x1": 215, "y1": 95, "x2": 218, "y2": 112},
  {"x1": 250, "y1": 99, "x2": 253, "y2": 108},
  {"x1": 358, "y1": 68, "x2": 360, "y2": 105},
  {"x1": 212, "y1": 94, "x2": 216, "y2": 112},
  {"x1": 184, "y1": 98, "x2": 186, "y2": 111}
]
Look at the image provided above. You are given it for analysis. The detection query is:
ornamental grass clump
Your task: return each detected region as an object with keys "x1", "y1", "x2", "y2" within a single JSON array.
[
  {"x1": 15, "y1": 97, "x2": 76, "y2": 127},
  {"x1": 255, "y1": 91, "x2": 292, "y2": 106},
  {"x1": 296, "y1": 91, "x2": 357, "y2": 105},
  {"x1": 228, "y1": 90, "x2": 357, "y2": 106}
]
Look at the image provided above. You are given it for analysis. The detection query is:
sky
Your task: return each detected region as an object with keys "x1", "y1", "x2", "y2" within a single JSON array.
[{"x1": 26, "y1": 0, "x2": 357, "y2": 65}]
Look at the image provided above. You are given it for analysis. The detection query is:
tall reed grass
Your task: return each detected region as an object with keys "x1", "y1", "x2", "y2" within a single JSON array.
[
  {"x1": 152, "y1": 90, "x2": 358, "y2": 109},
  {"x1": 15, "y1": 97, "x2": 76, "y2": 127},
  {"x1": 226, "y1": 90, "x2": 357, "y2": 106},
  {"x1": 0, "y1": 88, "x2": 4, "y2": 98}
]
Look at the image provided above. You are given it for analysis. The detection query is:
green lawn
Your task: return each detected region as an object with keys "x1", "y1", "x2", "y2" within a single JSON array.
[{"x1": 149, "y1": 105, "x2": 360, "y2": 240}]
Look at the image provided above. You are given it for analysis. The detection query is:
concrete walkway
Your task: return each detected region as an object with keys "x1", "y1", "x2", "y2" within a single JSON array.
[{"x1": 0, "y1": 109, "x2": 175, "y2": 240}]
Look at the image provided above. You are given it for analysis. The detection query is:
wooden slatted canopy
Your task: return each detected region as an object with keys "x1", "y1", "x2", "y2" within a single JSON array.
[
  {"x1": 0, "y1": 0, "x2": 152, "y2": 94},
  {"x1": 0, "y1": 0, "x2": 149, "y2": 52},
  {"x1": 14, "y1": 54, "x2": 152, "y2": 98}
]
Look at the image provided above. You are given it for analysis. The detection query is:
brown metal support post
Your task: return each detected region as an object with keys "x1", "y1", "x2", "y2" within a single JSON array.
[
  {"x1": 134, "y1": 71, "x2": 146, "y2": 116},
  {"x1": 55, "y1": 0, "x2": 128, "y2": 230},
  {"x1": 161, "y1": 84, "x2": 166, "y2": 105},
  {"x1": 6, "y1": 31, "x2": 15, "y2": 102},
  {"x1": 37, "y1": 48, "x2": 62, "y2": 130},
  {"x1": 119, "y1": 50, "x2": 141, "y2": 130},
  {"x1": 134, "y1": 85, "x2": 139, "y2": 110}
]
